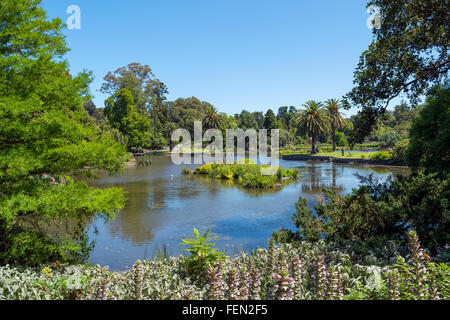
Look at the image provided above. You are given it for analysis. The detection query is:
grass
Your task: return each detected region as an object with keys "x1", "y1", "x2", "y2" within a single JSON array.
[
  {"x1": 283, "y1": 151, "x2": 376, "y2": 159},
  {"x1": 183, "y1": 162, "x2": 300, "y2": 189},
  {"x1": 311, "y1": 151, "x2": 377, "y2": 159}
]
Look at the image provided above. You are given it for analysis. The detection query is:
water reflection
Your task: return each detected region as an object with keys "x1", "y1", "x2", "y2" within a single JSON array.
[{"x1": 88, "y1": 154, "x2": 409, "y2": 270}]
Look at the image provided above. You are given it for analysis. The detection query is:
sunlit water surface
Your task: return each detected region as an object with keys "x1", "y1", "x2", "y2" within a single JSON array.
[{"x1": 87, "y1": 154, "x2": 408, "y2": 270}]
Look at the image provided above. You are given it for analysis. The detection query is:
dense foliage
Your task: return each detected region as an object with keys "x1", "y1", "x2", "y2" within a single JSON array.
[
  {"x1": 406, "y1": 85, "x2": 450, "y2": 174},
  {"x1": 104, "y1": 88, "x2": 152, "y2": 150},
  {"x1": 293, "y1": 101, "x2": 330, "y2": 154},
  {"x1": 274, "y1": 172, "x2": 449, "y2": 258},
  {"x1": 180, "y1": 228, "x2": 225, "y2": 278},
  {"x1": 344, "y1": 0, "x2": 449, "y2": 137},
  {"x1": 0, "y1": 230, "x2": 447, "y2": 300},
  {"x1": 0, "y1": 0, "x2": 128, "y2": 266},
  {"x1": 185, "y1": 163, "x2": 299, "y2": 190}
]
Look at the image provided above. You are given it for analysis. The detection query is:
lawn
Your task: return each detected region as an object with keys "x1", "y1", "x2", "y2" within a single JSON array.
[{"x1": 312, "y1": 151, "x2": 375, "y2": 159}]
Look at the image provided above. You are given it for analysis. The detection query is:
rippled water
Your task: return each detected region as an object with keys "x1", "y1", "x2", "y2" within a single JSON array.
[{"x1": 87, "y1": 154, "x2": 408, "y2": 270}]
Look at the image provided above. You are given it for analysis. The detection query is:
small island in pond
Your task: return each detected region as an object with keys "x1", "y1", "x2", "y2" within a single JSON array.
[{"x1": 183, "y1": 162, "x2": 300, "y2": 190}]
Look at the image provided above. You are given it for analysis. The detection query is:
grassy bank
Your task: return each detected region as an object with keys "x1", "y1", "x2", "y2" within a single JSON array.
[
  {"x1": 183, "y1": 162, "x2": 300, "y2": 189},
  {"x1": 312, "y1": 151, "x2": 375, "y2": 159},
  {"x1": 282, "y1": 151, "x2": 393, "y2": 160}
]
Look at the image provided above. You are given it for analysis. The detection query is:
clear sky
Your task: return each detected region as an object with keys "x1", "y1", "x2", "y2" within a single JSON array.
[{"x1": 42, "y1": 0, "x2": 389, "y2": 116}]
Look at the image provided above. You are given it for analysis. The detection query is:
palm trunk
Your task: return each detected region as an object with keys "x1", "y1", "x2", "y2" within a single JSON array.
[
  {"x1": 311, "y1": 136, "x2": 316, "y2": 154},
  {"x1": 332, "y1": 124, "x2": 336, "y2": 152}
]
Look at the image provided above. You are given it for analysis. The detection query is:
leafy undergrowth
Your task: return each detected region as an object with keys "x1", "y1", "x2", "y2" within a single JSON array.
[
  {"x1": 183, "y1": 162, "x2": 300, "y2": 189},
  {"x1": 0, "y1": 231, "x2": 448, "y2": 300}
]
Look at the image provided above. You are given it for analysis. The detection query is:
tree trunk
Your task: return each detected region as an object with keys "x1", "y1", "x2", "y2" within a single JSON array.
[
  {"x1": 332, "y1": 125, "x2": 336, "y2": 152},
  {"x1": 311, "y1": 136, "x2": 316, "y2": 154}
]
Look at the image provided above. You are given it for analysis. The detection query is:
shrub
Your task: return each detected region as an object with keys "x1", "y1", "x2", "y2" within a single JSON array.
[
  {"x1": 273, "y1": 172, "x2": 450, "y2": 257},
  {"x1": 136, "y1": 154, "x2": 152, "y2": 166},
  {"x1": 189, "y1": 163, "x2": 299, "y2": 190},
  {"x1": 287, "y1": 169, "x2": 299, "y2": 180},
  {"x1": 180, "y1": 228, "x2": 225, "y2": 278},
  {"x1": 370, "y1": 151, "x2": 393, "y2": 161},
  {"x1": 239, "y1": 173, "x2": 276, "y2": 189},
  {"x1": 194, "y1": 163, "x2": 212, "y2": 175},
  {"x1": 277, "y1": 167, "x2": 288, "y2": 180},
  {"x1": 335, "y1": 131, "x2": 348, "y2": 146},
  {"x1": 406, "y1": 85, "x2": 450, "y2": 174},
  {"x1": 376, "y1": 128, "x2": 401, "y2": 148},
  {"x1": 392, "y1": 139, "x2": 409, "y2": 165},
  {"x1": 182, "y1": 167, "x2": 193, "y2": 175}
]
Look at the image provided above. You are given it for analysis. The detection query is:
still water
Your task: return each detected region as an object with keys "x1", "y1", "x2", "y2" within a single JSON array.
[{"x1": 88, "y1": 154, "x2": 408, "y2": 270}]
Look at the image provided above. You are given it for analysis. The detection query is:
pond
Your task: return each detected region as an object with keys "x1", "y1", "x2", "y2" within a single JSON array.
[{"x1": 87, "y1": 153, "x2": 408, "y2": 270}]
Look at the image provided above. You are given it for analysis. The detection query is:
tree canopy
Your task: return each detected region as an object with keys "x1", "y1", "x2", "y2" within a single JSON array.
[
  {"x1": 104, "y1": 88, "x2": 153, "y2": 150},
  {"x1": 406, "y1": 84, "x2": 450, "y2": 174},
  {"x1": 344, "y1": 0, "x2": 449, "y2": 138},
  {"x1": 0, "y1": 0, "x2": 128, "y2": 266},
  {"x1": 294, "y1": 101, "x2": 329, "y2": 154}
]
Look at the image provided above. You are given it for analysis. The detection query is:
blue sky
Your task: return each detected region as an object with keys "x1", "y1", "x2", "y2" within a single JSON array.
[{"x1": 42, "y1": 0, "x2": 388, "y2": 116}]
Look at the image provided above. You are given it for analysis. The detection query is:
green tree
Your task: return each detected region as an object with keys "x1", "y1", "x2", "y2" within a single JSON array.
[
  {"x1": 101, "y1": 62, "x2": 168, "y2": 115},
  {"x1": 252, "y1": 111, "x2": 265, "y2": 129},
  {"x1": 148, "y1": 100, "x2": 173, "y2": 149},
  {"x1": 264, "y1": 109, "x2": 277, "y2": 130},
  {"x1": 392, "y1": 138, "x2": 410, "y2": 165},
  {"x1": 277, "y1": 106, "x2": 289, "y2": 129},
  {"x1": 0, "y1": 0, "x2": 128, "y2": 266},
  {"x1": 279, "y1": 129, "x2": 296, "y2": 148},
  {"x1": 201, "y1": 105, "x2": 221, "y2": 130},
  {"x1": 294, "y1": 101, "x2": 329, "y2": 154},
  {"x1": 274, "y1": 173, "x2": 449, "y2": 256},
  {"x1": 168, "y1": 97, "x2": 212, "y2": 136},
  {"x1": 104, "y1": 88, "x2": 152, "y2": 150},
  {"x1": 344, "y1": 0, "x2": 449, "y2": 138},
  {"x1": 101, "y1": 63, "x2": 171, "y2": 149},
  {"x1": 325, "y1": 99, "x2": 346, "y2": 151},
  {"x1": 235, "y1": 110, "x2": 259, "y2": 130},
  {"x1": 335, "y1": 131, "x2": 347, "y2": 147},
  {"x1": 406, "y1": 84, "x2": 450, "y2": 174},
  {"x1": 375, "y1": 127, "x2": 401, "y2": 148}
]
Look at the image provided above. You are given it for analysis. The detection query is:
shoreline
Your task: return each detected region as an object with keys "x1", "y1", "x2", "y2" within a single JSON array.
[{"x1": 282, "y1": 154, "x2": 407, "y2": 167}]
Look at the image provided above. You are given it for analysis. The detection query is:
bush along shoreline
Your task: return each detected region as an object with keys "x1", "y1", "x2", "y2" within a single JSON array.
[
  {"x1": 0, "y1": 230, "x2": 447, "y2": 300},
  {"x1": 182, "y1": 163, "x2": 300, "y2": 190},
  {"x1": 282, "y1": 152, "x2": 400, "y2": 166}
]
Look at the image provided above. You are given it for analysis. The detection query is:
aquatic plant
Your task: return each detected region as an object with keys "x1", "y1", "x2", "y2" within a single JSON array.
[
  {"x1": 136, "y1": 154, "x2": 152, "y2": 166},
  {"x1": 182, "y1": 167, "x2": 193, "y2": 175},
  {"x1": 189, "y1": 163, "x2": 299, "y2": 190}
]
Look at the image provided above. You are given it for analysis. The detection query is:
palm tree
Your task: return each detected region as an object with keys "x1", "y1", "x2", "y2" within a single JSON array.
[
  {"x1": 201, "y1": 105, "x2": 221, "y2": 130},
  {"x1": 294, "y1": 101, "x2": 329, "y2": 154},
  {"x1": 325, "y1": 99, "x2": 346, "y2": 152}
]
